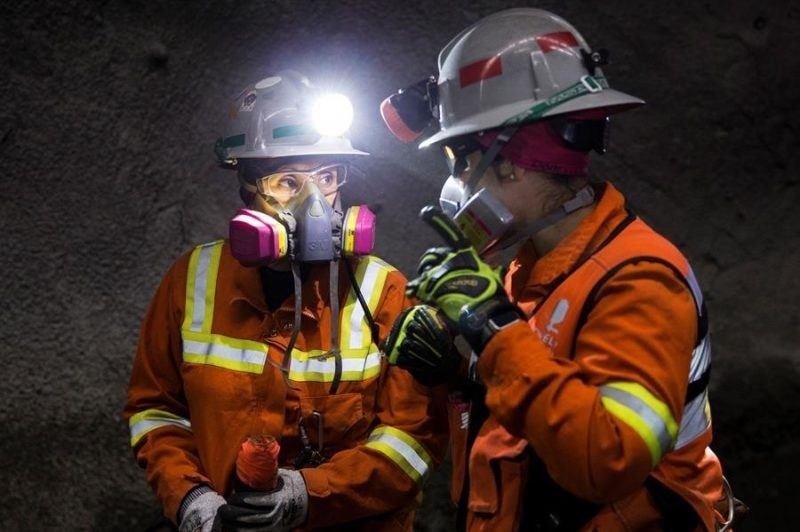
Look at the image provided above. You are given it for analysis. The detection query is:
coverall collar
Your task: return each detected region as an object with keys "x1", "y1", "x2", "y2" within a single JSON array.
[
  {"x1": 229, "y1": 255, "x2": 329, "y2": 323},
  {"x1": 507, "y1": 181, "x2": 630, "y2": 302}
]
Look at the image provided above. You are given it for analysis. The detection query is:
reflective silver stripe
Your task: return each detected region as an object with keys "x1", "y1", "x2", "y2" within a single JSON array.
[
  {"x1": 678, "y1": 265, "x2": 712, "y2": 447},
  {"x1": 129, "y1": 409, "x2": 191, "y2": 447},
  {"x1": 685, "y1": 267, "x2": 704, "y2": 314},
  {"x1": 181, "y1": 337, "x2": 383, "y2": 380},
  {"x1": 684, "y1": 264, "x2": 711, "y2": 381},
  {"x1": 678, "y1": 331, "x2": 712, "y2": 447},
  {"x1": 676, "y1": 389, "x2": 711, "y2": 449},
  {"x1": 180, "y1": 249, "x2": 389, "y2": 382},
  {"x1": 600, "y1": 384, "x2": 676, "y2": 464},
  {"x1": 182, "y1": 332, "x2": 267, "y2": 373},
  {"x1": 689, "y1": 333, "x2": 711, "y2": 383},
  {"x1": 288, "y1": 350, "x2": 382, "y2": 382},
  {"x1": 190, "y1": 245, "x2": 213, "y2": 331},
  {"x1": 365, "y1": 426, "x2": 431, "y2": 484},
  {"x1": 346, "y1": 258, "x2": 393, "y2": 349},
  {"x1": 184, "y1": 241, "x2": 223, "y2": 333}
]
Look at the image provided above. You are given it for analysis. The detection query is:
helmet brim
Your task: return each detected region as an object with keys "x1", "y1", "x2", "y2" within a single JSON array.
[
  {"x1": 234, "y1": 148, "x2": 369, "y2": 159},
  {"x1": 419, "y1": 89, "x2": 644, "y2": 149}
]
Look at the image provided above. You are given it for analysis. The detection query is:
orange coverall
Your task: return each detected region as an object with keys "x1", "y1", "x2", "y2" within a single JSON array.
[
  {"x1": 124, "y1": 242, "x2": 448, "y2": 529},
  {"x1": 450, "y1": 182, "x2": 725, "y2": 531}
]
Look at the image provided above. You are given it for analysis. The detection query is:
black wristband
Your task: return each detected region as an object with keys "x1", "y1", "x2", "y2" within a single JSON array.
[{"x1": 459, "y1": 299, "x2": 525, "y2": 354}]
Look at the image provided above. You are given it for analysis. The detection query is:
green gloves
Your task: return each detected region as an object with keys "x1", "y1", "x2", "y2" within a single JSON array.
[
  {"x1": 406, "y1": 207, "x2": 525, "y2": 354},
  {"x1": 386, "y1": 207, "x2": 525, "y2": 383},
  {"x1": 407, "y1": 245, "x2": 505, "y2": 323},
  {"x1": 383, "y1": 304, "x2": 460, "y2": 386},
  {"x1": 408, "y1": 245, "x2": 524, "y2": 354}
]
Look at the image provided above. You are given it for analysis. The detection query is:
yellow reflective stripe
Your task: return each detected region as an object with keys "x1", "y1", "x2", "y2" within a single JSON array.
[
  {"x1": 180, "y1": 333, "x2": 382, "y2": 381},
  {"x1": 341, "y1": 257, "x2": 394, "y2": 350},
  {"x1": 182, "y1": 330, "x2": 267, "y2": 373},
  {"x1": 364, "y1": 258, "x2": 394, "y2": 322},
  {"x1": 600, "y1": 381, "x2": 678, "y2": 466},
  {"x1": 365, "y1": 426, "x2": 432, "y2": 485},
  {"x1": 182, "y1": 241, "x2": 223, "y2": 333},
  {"x1": 287, "y1": 349, "x2": 382, "y2": 382},
  {"x1": 129, "y1": 408, "x2": 191, "y2": 447}
]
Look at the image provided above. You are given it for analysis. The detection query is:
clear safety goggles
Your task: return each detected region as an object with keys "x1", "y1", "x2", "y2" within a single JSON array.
[
  {"x1": 255, "y1": 163, "x2": 348, "y2": 205},
  {"x1": 443, "y1": 136, "x2": 512, "y2": 181},
  {"x1": 442, "y1": 136, "x2": 482, "y2": 177}
]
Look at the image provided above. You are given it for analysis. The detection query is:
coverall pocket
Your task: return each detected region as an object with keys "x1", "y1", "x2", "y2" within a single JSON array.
[
  {"x1": 467, "y1": 417, "x2": 530, "y2": 531},
  {"x1": 300, "y1": 393, "x2": 365, "y2": 449},
  {"x1": 446, "y1": 393, "x2": 470, "y2": 504}
]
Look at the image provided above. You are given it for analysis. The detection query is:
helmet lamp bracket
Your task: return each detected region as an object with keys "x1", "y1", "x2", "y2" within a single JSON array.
[{"x1": 580, "y1": 48, "x2": 610, "y2": 76}]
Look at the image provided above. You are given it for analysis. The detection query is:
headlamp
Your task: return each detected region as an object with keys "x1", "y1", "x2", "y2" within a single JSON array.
[
  {"x1": 311, "y1": 93, "x2": 354, "y2": 137},
  {"x1": 379, "y1": 76, "x2": 438, "y2": 142}
]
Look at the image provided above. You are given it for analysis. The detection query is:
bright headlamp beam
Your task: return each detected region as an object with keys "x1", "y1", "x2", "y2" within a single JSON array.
[{"x1": 312, "y1": 93, "x2": 354, "y2": 137}]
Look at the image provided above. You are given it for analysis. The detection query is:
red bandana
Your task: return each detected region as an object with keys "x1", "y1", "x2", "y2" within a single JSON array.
[{"x1": 477, "y1": 110, "x2": 607, "y2": 176}]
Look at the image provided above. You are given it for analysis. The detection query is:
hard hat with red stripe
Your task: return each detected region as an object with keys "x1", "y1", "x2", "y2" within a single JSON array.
[
  {"x1": 381, "y1": 8, "x2": 644, "y2": 149},
  {"x1": 420, "y1": 8, "x2": 644, "y2": 148}
]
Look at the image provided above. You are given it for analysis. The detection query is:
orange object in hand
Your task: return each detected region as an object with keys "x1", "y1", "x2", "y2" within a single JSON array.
[{"x1": 235, "y1": 435, "x2": 280, "y2": 491}]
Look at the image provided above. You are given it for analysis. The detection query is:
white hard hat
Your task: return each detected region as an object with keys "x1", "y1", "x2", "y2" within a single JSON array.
[
  {"x1": 419, "y1": 8, "x2": 644, "y2": 148},
  {"x1": 215, "y1": 70, "x2": 367, "y2": 164}
]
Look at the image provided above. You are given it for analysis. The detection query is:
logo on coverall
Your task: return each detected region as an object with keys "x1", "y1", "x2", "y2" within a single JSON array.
[{"x1": 537, "y1": 298, "x2": 569, "y2": 349}]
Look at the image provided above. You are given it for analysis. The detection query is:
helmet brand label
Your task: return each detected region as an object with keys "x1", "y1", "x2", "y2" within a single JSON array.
[{"x1": 240, "y1": 90, "x2": 257, "y2": 112}]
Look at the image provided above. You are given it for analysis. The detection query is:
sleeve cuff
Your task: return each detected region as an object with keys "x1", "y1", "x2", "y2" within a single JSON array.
[{"x1": 177, "y1": 484, "x2": 214, "y2": 524}]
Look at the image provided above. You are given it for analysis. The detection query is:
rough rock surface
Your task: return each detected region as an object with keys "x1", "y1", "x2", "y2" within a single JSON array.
[{"x1": 1, "y1": 0, "x2": 797, "y2": 530}]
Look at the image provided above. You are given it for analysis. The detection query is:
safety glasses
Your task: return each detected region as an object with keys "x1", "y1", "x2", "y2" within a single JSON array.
[
  {"x1": 549, "y1": 116, "x2": 609, "y2": 153},
  {"x1": 442, "y1": 135, "x2": 514, "y2": 182},
  {"x1": 255, "y1": 164, "x2": 348, "y2": 205},
  {"x1": 442, "y1": 136, "x2": 483, "y2": 177}
]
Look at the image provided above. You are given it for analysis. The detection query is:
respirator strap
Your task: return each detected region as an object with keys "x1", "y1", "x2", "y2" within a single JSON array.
[
  {"x1": 484, "y1": 185, "x2": 596, "y2": 256},
  {"x1": 238, "y1": 174, "x2": 259, "y2": 194},
  {"x1": 344, "y1": 260, "x2": 381, "y2": 345},
  {"x1": 282, "y1": 263, "x2": 305, "y2": 373},
  {"x1": 328, "y1": 260, "x2": 342, "y2": 395},
  {"x1": 465, "y1": 125, "x2": 518, "y2": 195},
  {"x1": 328, "y1": 196, "x2": 344, "y2": 395}
]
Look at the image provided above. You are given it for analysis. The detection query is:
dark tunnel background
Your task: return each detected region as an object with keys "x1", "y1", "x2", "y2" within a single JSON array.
[{"x1": 1, "y1": 0, "x2": 798, "y2": 530}]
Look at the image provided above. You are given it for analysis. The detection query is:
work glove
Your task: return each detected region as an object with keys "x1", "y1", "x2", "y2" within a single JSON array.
[
  {"x1": 407, "y1": 206, "x2": 525, "y2": 354},
  {"x1": 383, "y1": 304, "x2": 460, "y2": 386},
  {"x1": 178, "y1": 486, "x2": 226, "y2": 532},
  {"x1": 217, "y1": 468, "x2": 308, "y2": 532}
]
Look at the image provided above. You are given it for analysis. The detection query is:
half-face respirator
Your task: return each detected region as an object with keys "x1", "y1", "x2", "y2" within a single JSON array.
[
  {"x1": 229, "y1": 164, "x2": 376, "y2": 266},
  {"x1": 230, "y1": 202, "x2": 376, "y2": 266},
  {"x1": 439, "y1": 177, "x2": 514, "y2": 257}
]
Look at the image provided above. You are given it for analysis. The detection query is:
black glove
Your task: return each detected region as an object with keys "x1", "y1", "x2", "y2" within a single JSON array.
[
  {"x1": 383, "y1": 304, "x2": 460, "y2": 386},
  {"x1": 417, "y1": 246, "x2": 452, "y2": 274}
]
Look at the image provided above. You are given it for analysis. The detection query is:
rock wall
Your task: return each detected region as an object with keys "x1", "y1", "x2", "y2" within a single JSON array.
[{"x1": 1, "y1": 0, "x2": 797, "y2": 529}]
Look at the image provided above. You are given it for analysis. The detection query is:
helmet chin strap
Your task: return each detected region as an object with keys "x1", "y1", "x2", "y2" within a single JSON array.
[{"x1": 483, "y1": 185, "x2": 596, "y2": 258}]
